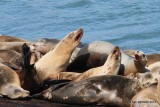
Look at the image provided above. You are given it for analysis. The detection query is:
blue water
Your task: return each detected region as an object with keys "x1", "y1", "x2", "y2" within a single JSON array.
[{"x1": 0, "y1": 0, "x2": 160, "y2": 54}]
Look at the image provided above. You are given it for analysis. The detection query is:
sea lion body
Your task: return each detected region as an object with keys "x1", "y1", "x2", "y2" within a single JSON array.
[
  {"x1": 73, "y1": 46, "x2": 121, "y2": 82},
  {"x1": 0, "y1": 50, "x2": 22, "y2": 68},
  {"x1": 33, "y1": 38, "x2": 60, "y2": 55},
  {"x1": 34, "y1": 75, "x2": 143, "y2": 107},
  {"x1": 0, "y1": 42, "x2": 32, "y2": 53},
  {"x1": 146, "y1": 53, "x2": 160, "y2": 66},
  {"x1": 0, "y1": 35, "x2": 28, "y2": 42},
  {"x1": 34, "y1": 28, "x2": 83, "y2": 83},
  {"x1": 0, "y1": 63, "x2": 29, "y2": 99}
]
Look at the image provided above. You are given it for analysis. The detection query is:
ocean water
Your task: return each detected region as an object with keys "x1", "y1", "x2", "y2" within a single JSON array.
[{"x1": 0, "y1": 0, "x2": 160, "y2": 54}]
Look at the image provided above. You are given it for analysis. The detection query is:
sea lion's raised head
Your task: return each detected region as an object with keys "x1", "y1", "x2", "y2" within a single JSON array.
[
  {"x1": 104, "y1": 46, "x2": 121, "y2": 75},
  {"x1": 134, "y1": 51, "x2": 147, "y2": 67},
  {"x1": 61, "y1": 28, "x2": 83, "y2": 52}
]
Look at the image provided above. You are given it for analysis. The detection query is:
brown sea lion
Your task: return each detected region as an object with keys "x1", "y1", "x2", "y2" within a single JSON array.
[
  {"x1": 0, "y1": 35, "x2": 28, "y2": 42},
  {"x1": 33, "y1": 28, "x2": 83, "y2": 84},
  {"x1": 0, "y1": 42, "x2": 32, "y2": 53},
  {"x1": 0, "y1": 50, "x2": 22, "y2": 68},
  {"x1": 73, "y1": 46, "x2": 121, "y2": 82},
  {"x1": 0, "y1": 62, "x2": 29, "y2": 99},
  {"x1": 33, "y1": 38, "x2": 60, "y2": 55},
  {"x1": 131, "y1": 78, "x2": 160, "y2": 107},
  {"x1": 123, "y1": 50, "x2": 148, "y2": 76},
  {"x1": 67, "y1": 41, "x2": 147, "y2": 76},
  {"x1": 147, "y1": 61, "x2": 160, "y2": 72},
  {"x1": 146, "y1": 53, "x2": 160, "y2": 66},
  {"x1": 124, "y1": 50, "x2": 160, "y2": 67},
  {"x1": 32, "y1": 75, "x2": 147, "y2": 107}
]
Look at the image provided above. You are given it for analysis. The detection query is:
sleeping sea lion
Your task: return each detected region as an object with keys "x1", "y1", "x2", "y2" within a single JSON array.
[
  {"x1": 0, "y1": 62, "x2": 29, "y2": 99},
  {"x1": 0, "y1": 50, "x2": 22, "y2": 68},
  {"x1": 32, "y1": 75, "x2": 146, "y2": 107},
  {"x1": 0, "y1": 42, "x2": 32, "y2": 53},
  {"x1": 33, "y1": 28, "x2": 83, "y2": 83},
  {"x1": 0, "y1": 35, "x2": 28, "y2": 42},
  {"x1": 73, "y1": 46, "x2": 121, "y2": 82}
]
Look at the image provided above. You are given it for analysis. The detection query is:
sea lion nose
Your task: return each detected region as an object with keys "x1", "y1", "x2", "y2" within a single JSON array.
[{"x1": 77, "y1": 28, "x2": 83, "y2": 34}]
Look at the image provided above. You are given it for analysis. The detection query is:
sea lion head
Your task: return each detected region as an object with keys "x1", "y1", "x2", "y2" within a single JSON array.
[
  {"x1": 107, "y1": 46, "x2": 121, "y2": 67},
  {"x1": 104, "y1": 46, "x2": 121, "y2": 75},
  {"x1": 60, "y1": 28, "x2": 83, "y2": 54},
  {"x1": 6, "y1": 85, "x2": 30, "y2": 99},
  {"x1": 134, "y1": 51, "x2": 148, "y2": 71}
]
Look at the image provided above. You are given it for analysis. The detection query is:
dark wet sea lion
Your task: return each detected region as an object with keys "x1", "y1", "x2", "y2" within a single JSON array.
[
  {"x1": 73, "y1": 46, "x2": 121, "y2": 82},
  {"x1": 0, "y1": 35, "x2": 28, "y2": 42},
  {"x1": 131, "y1": 78, "x2": 160, "y2": 107},
  {"x1": 0, "y1": 62, "x2": 29, "y2": 99},
  {"x1": 33, "y1": 28, "x2": 83, "y2": 84},
  {"x1": 32, "y1": 75, "x2": 145, "y2": 107}
]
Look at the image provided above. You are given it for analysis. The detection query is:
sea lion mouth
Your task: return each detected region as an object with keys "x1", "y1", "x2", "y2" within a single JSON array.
[
  {"x1": 112, "y1": 46, "x2": 120, "y2": 60},
  {"x1": 74, "y1": 28, "x2": 83, "y2": 42},
  {"x1": 134, "y1": 54, "x2": 140, "y2": 61}
]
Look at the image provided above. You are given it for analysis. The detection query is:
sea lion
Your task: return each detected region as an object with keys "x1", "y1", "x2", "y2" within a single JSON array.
[
  {"x1": 0, "y1": 50, "x2": 22, "y2": 68},
  {"x1": 33, "y1": 38, "x2": 60, "y2": 55},
  {"x1": 20, "y1": 43, "x2": 80, "y2": 94},
  {"x1": 67, "y1": 41, "x2": 147, "y2": 76},
  {"x1": 0, "y1": 62, "x2": 29, "y2": 99},
  {"x1": 124, "y1": 50, "x2": 160, "y2": 67},
  {"x1": 131, "y1": 78, "x2": 160, "y2": 107},
  {"x1": 146, "y1": 53, "x2": 160, "y2": 66},
  {"x1": 147, "y1": 61, "x2": 160, "y2": 72},
  {"x1": 32, "y1": 75, "x2": 146, "y2": 107},
  {"x1": 0, "y1": 42, "x2": 32, "y2": 53},
  {"x1": 0, "y1": 35, "x2": 28, "y2": 42},
  {"x1": 33, "y1": 28, "x2": 83, "y2": 84},
  {"x1": 73, "y1": 46, "x2": 121, "y2": 82}
]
